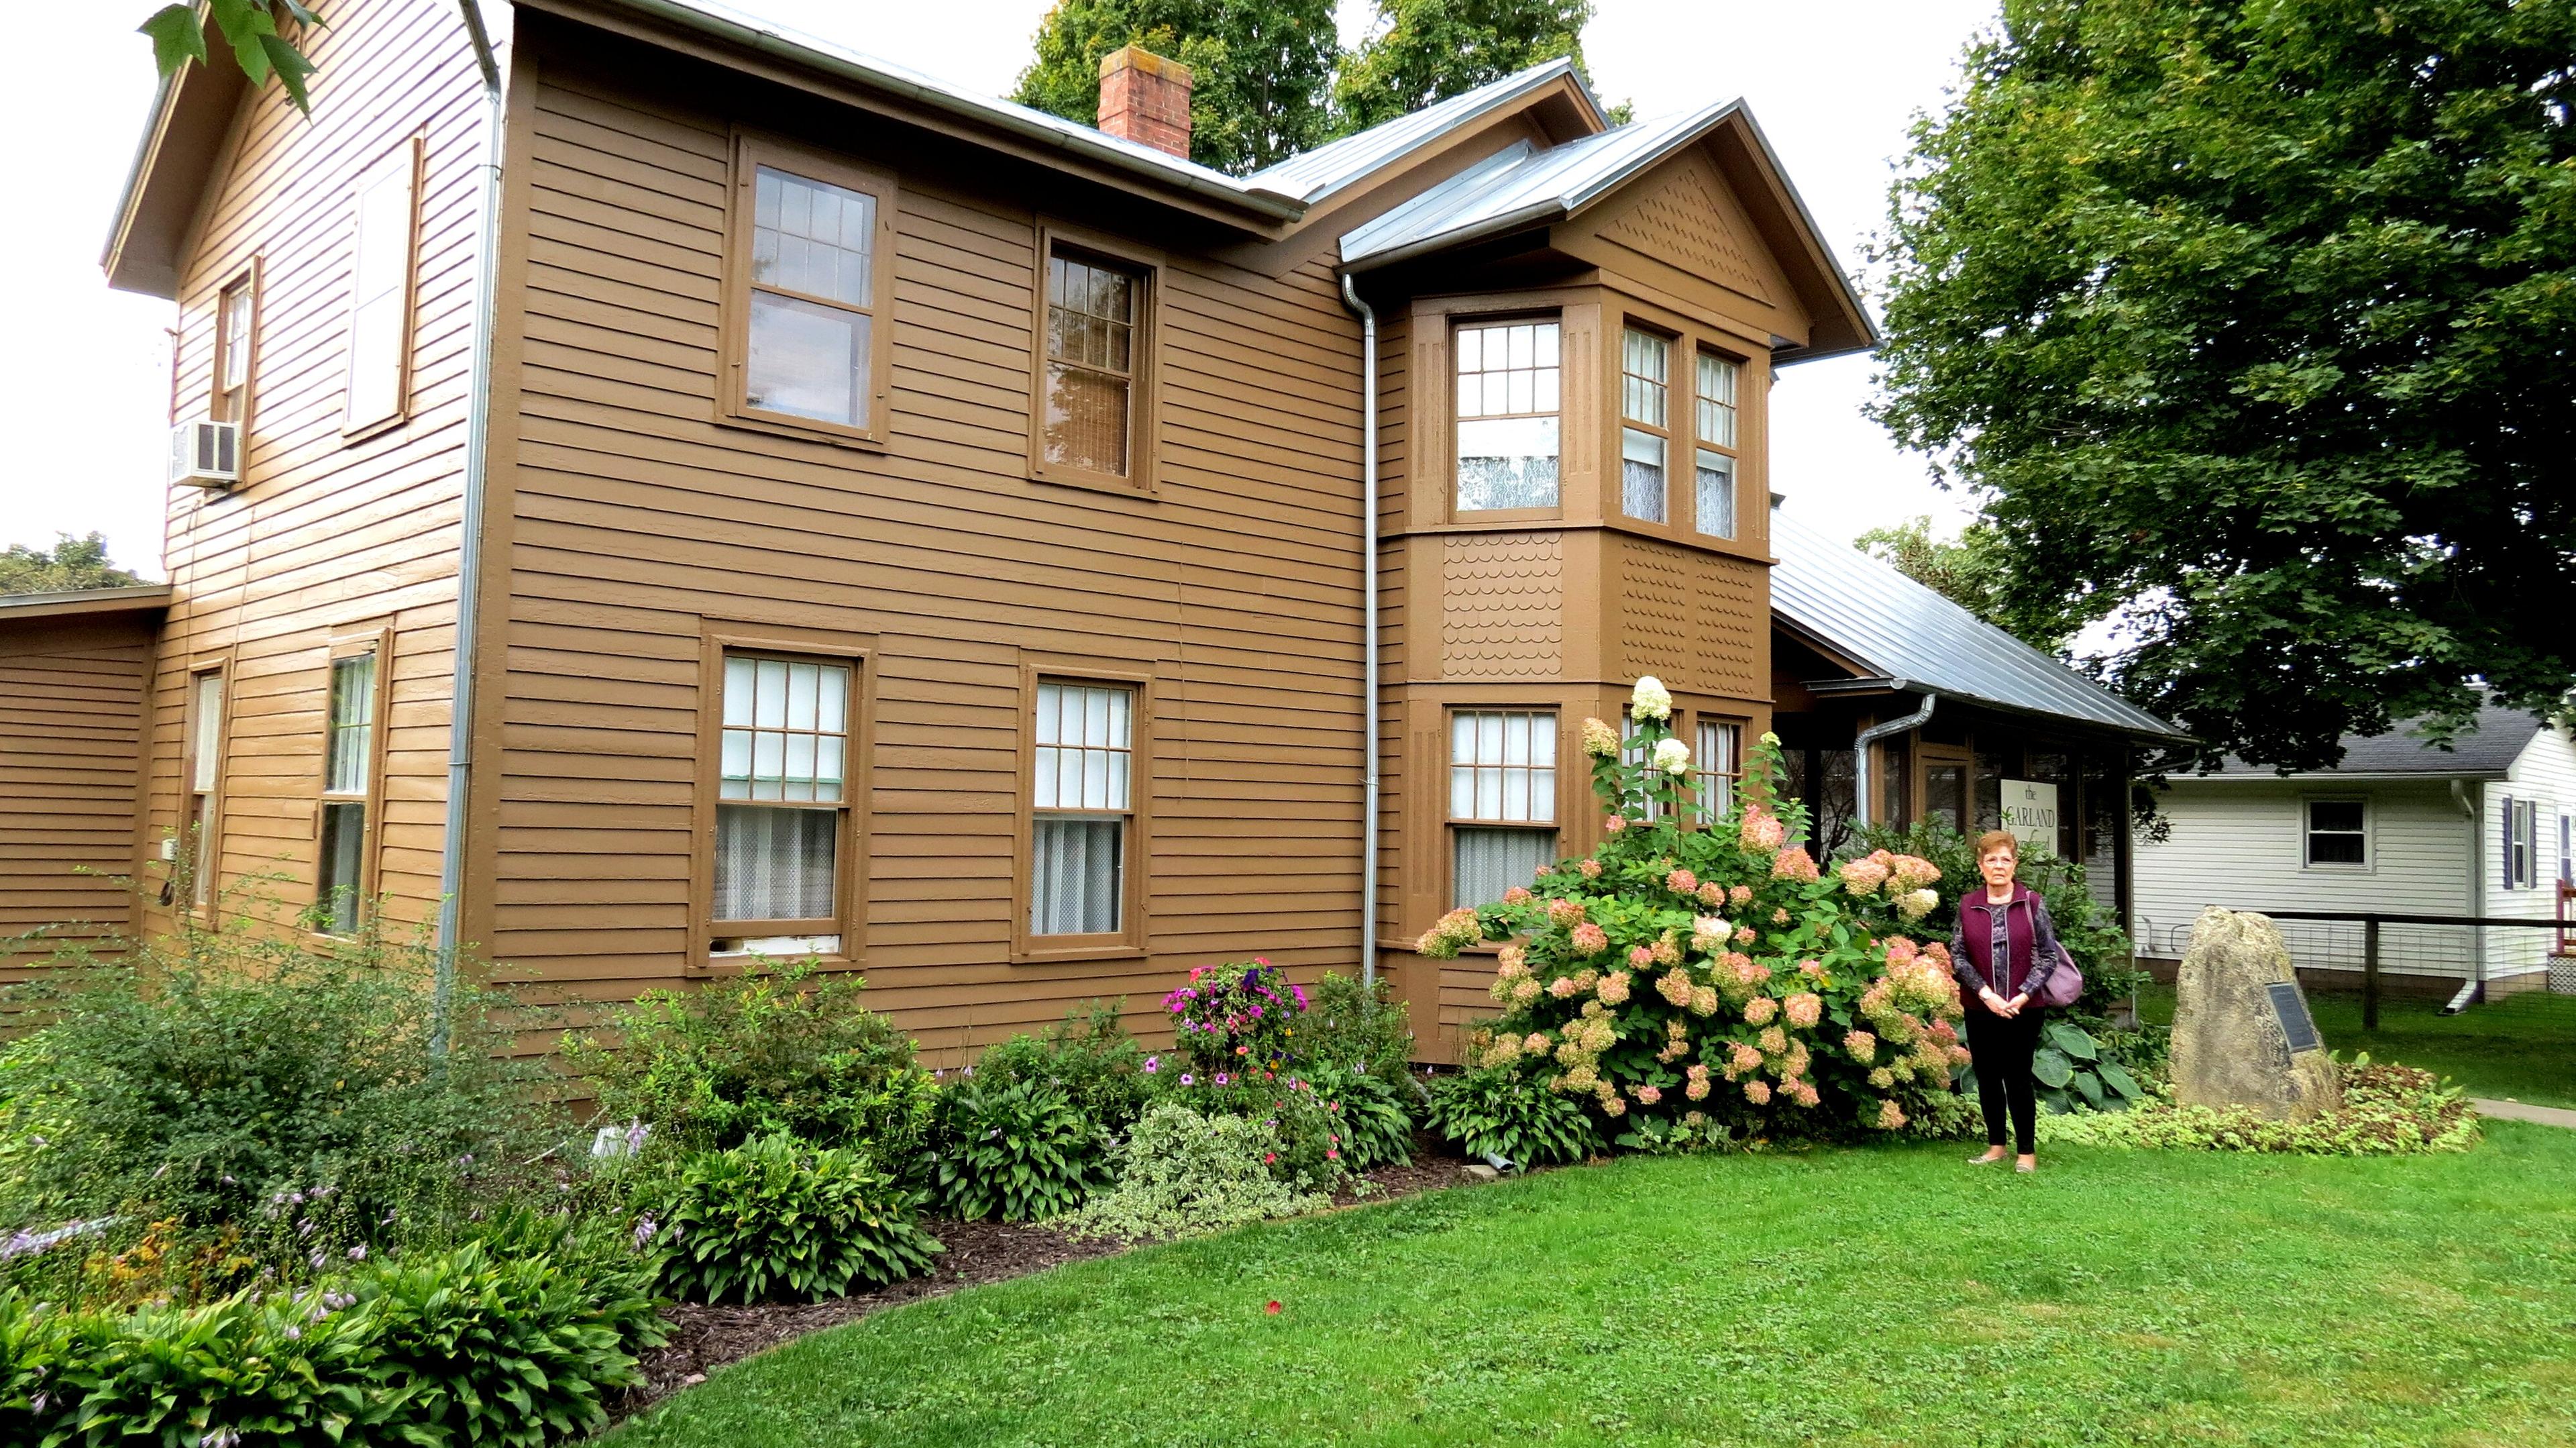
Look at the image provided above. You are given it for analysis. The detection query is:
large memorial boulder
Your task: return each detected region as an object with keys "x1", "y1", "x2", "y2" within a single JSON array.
[{"x1": 2171, "y1": 907, "x2": 2341, "y2": 1121}]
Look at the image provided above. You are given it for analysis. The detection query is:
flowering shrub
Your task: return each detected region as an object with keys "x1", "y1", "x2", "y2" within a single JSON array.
[
  {"x1": 1163, "y1": 958, "x2": 1308, "y2": 1074},
  {"x1": 1417, "y1": 678, "x2": 1974, "y2": 1147}
]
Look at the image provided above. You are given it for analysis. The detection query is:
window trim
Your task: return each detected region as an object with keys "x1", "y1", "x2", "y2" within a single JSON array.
[
  {"x1": 1443, "y1": 706, "x2": 1564, "y2": 911},
  {"x1": 313, "y1": 626, "x2": 396, "y2": 937},
  {"x1": 1025, "y1": 220, "x2": 1163, "y2": 496},
  {"x1": 718, "y1": 132, "x2": 901, "y2": 450},
  {"x1": 341, "y1": 134, "x2": 425, "y2": 441},
  {"x1": 212, "y1": 258, "x2": 262, "y2": 456},
  {"x1": 1692, "y1": 713, "x2": 1748, "y2": 826},
  {"x1": 179, "y1": 656, "x2": 233, "y2": 919},
  {"x1": 1448, "y1": 311, "x2": 1568, "y2": 523},
  {"x1": 1617, "y1": 323, "x2": 1674, "y2": 525},
  {"x1": 2302, "y1": 794, "x2": 2373, "y2": 873},
  {"x1": 690, "y1": 626, "x2": 876, "y2": 973},
  {"x1": 1690, "y1": 343, "x2": 1744, "y2": 541},
  {"x1": 1013, "y1": 658, "x2": 1155, "y2": 963},
  {"x1": 2507, "y1": 795, "x2": 2536, "y2": 890}
]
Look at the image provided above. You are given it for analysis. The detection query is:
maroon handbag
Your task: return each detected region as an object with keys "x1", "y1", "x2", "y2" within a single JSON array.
[{"x1": 2035, "y1": 941, "x2": 2084, "y2": 1009}]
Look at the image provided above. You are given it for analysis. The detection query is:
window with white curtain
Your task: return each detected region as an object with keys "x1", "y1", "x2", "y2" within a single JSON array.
[
  {"x1": 1450, "y1": 710, "x2": 1558, "y2": 909},
  {"x1": 1695, "y1": 351, "x2": 1739, "y2": 539},
  {"x1": 1031, "y1": 680, "x2": 1136, "y2": 937},
  {"x1": 1696, "y1": 719, "x2": 1743, "y2": 823},
  {"x1": 343, "y1": 140, "x2": 418, "y2": 429},
  {"x1": 1454, "y1": 319, "x2": 1561, "y2": 512},
  {"x1": 1620, "y1": 327, "x2": 1670, "y2": 523},
  {"x1": 714, "y1": 654, "x2": 852, "y2": 941},
  {"x1": 317, "y1": 650, "x2": 378, "y2": 935}
]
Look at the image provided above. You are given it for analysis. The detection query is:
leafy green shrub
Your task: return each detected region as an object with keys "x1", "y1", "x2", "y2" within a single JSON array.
[
  {"x1": 562, "y1": 958, "x2": 935, "y2": 1163},
  {"x1": 1297, "y1": 972, "x2": 1416, "y2": 1084},
  {"x1": 1302, "y1": 1062, "x2": 1414, "y2": 1170},
  {"x1": 0, "y1": 898, "x2": 543, "y2": 1249},
  {"x1": 648, "y1": 1135, "x2": 941, "y2": 1304},
  {"x1": 0, "y1": 1228, "x2": 667, "y2": 1446},
  {"x1": 1423, "y1": 1064, "x2": 1602, "y2": 1168},
  {"x1": 2035, "y1": 1059, "x2": 2481, "y2": 1155},
  {"x1": 1417, "y1": 688, "x2": 1973, "y2": 1143},
  {"x1": 1063, "y1": 1103, "x2": 1329, "y2": 1242},
  {"x1": 928, "y1": 1076, "x2": 1102, "y2": 1223},
  {"x1": 967, "y1": 1001, "x2": 1154, "y2": 1130}
]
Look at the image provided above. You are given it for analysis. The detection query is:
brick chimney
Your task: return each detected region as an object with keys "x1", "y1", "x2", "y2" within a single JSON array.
[{"x1": 1096, "y1": 45, "x2": 1192, "y2": 159}]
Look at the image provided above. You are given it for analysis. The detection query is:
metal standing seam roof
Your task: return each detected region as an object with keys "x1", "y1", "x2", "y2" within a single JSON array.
[
  {"x1": 1247, "y1": 58, "x2": 1600, "y2": 205},
  {"x1": 1768, "y1": 507, "x2": 2190, "y2": 743},
  {"x1": 1337, "y1": 99, "x2": 1746, "y2": 269}
]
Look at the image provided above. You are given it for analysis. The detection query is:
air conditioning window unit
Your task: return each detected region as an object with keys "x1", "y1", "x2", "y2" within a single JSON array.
[{"x1": 170, "y1": 420, "x2": 241, "y2": 488}]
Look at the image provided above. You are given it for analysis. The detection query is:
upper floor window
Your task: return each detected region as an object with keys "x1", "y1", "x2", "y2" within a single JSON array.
[
  {"x1": 1619, "y1": 327, "x2": 1670, "y2": 524},
  {"x1": 2304, "y1": 798, "x2": 2367, "y2": 869},
  {"x1": 1695, "y1": 352, "x2": 1739, "y2": 539},
  {"x1": 1450, "y1": 709, "x2": 1558, "y2": 907},
  {"x1": 1454, "y1": 319, "x2": 1559, "y2": 513},
  {"x1": 724, "y1": 139, "x2": 896, "y2": 446},
  {"x1": 1040, "y1": 249, "x2": 1142, "y2": 479},
  {"x1": 215, "y1": 274, "x2": 255, "y2": 425},
  {"x1": 714, "y1": 654, "x2": 854, "y2": 953},
  {"x1": 317, "y1": 645, "x2": 384, "y2": 935},
  {"x1": 344, "y1": 138, "x2": 421, "y2": 433},
  {"x1": 1030, "y1": 680, "x2": 1136, "y2": 937}
]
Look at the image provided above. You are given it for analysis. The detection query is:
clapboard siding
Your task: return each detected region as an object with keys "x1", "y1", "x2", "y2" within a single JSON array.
[
  {"x1": 140, "y1": 0, "x2": 486, "y2": 939},
  {"x1": 1, "y1": 617, "x2": 155, "y2": 974},
  {"x1": 2487, "y1": 729, "x2": 2576, "y2": 973},
  {"x1": 479, "y1": 42, "x2": 1369, "y2": 1057}
]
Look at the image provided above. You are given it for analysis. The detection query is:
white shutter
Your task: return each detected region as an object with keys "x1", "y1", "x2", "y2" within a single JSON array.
[{"x1": 344, "y1": 146, "x2": 417, "y2": 427}]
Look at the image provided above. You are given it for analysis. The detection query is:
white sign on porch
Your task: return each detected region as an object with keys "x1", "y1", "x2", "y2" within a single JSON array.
[{"x1": 2001, "y1": 779, "x2": 2059, "y2": 854}]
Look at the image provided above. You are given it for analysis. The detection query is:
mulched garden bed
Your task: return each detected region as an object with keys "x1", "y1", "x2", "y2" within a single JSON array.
[{"x1": 619, "y1": 1141, "x2": 1499, "y2": 1416}]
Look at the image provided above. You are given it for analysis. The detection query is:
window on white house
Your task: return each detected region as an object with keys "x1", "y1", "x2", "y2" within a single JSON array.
[
  {"x1": 1695, "y1": 352, "x2": 1739, "y2": 539},
  {"x1": 316, "y1": 650, "x2": 378, "y2": 935},
  {"x1": 716, "y1": 654, "x2": 851, "y2": 941},
  {"x1": 2304, "y1": 798, "x2": 2367, "y2": 868},
  {"x1": 746, "y1": 166, "x2": 879, "y2": 428},
  {"x1": 1619, "y1": 327, "x2": 1669, "y2": 523},
  {"x1": 2507, "y1": 796, "x2": 2536, "y2": 889},
  {"x1": 1031, "y1": 681, "x2": 1134, "y2": 936},
  {"x1": 344, "y1": 143, "x2": 418, "y2": 429},
  {"x1": 1697, "y1": 719, "x2": 1743, "y2": 823},
  {"x1": 1454, "y1": 320, "x2": 1560, "y2": 512},
  {"x1": 1450, "y1": 710, "x2": 1557, "y2": 907},
  {"x1": 2561, "y1": 813, "x2": 2571, "y2": 886}
]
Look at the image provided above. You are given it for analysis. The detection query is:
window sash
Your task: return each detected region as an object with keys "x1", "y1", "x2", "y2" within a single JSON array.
[
  {"x1": 1453, "y1": 825, "x2": 1557, "y2": 910},
  {"x1": 317, "y1": 799, "x2": 368, "y2": 934},
  {"x1": 324, "y1": 653, "x2": 376, "y2": 797},
  {"x1": 739, "y1": 164, "x2": 881, "y2": 429},
  {"x1": 1042, "y1": 250, "x2": 1141, "y2": 476},
  {"x1": 1696, "y1": 720, "x2": 1743, "y2": 821},
  {"x1": 1621, "y1": 328, "x2": 1669, "y2": 428},
  {"x1": 1449, "y1": 711, "x2": 1556, "y2": 824},
  {"x1": 2305, "y1": 801, "x2": 2367, "y2": 867},
  {"x1": 1621, "y1": 426, "x2": 1666, "y2": 523},
  {"x1": 1031, "y1": 815, "x2": 1124, "y2": 935},
  {"x1": 1695, "y1": 448, "x2": 1736, "y2": 539},
  {"x1": 1454, "y1": 321, "x2": 1561, "y2": 512},
  {"x1": 187, "y1": 670, "x2": 223, "y2": 908},
  {"x1": 217, "y1": 282, "x2": 253, "y2": 416},
  {"x1": 720, "y1": 655, "x2": 851, "y2": 804},
  {"x1": 714, "y1": 803, "x2": 839, "y2": 925},
  {"x1": 1028, "y1": 680, "x2": 1138, "y2": 939},
  {"x1": 1697, "y1": 352, "x2": 1738, "y2": 448}
]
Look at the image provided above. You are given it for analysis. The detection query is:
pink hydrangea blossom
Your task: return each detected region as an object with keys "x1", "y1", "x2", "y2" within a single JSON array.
[
  {"x1": 1743, "y1": 995, "x2": 1778, "y2": 1027},
  {"x1": 1770, "y1": 847, "x2": 1819, "y2": 882},
  {"x1": 1699, "y1": 882, "x2": 1729, "y2": 907},
  {"x1": 1635, "y1": 1084, "x2": 1663, "y2": 1106},
  {"x1": 1757, "y1": 1025, "x2": 1789, "y2": 1055},
  {"x1": 1548, "y1": 898, "x2": 1588, "y2": 928},
  {"x1": 1604, "y1": 815, "x2": 1627, "y2": 835},
  {"x1": 1839, "y1": 857, "x2": 1891, "y2": 896},
  {"x1": 1570, "y1": 922, "x2": 1609, "y2": 955},
  {"x1": 1597, "y1": 971, "x2": 1633, "y2": 1006},
  {"x1": 1501, "y1": 885, "x2": 1534, "y2": 905},
  {"x1": 1657, "y1": 968, "x2": 1694, "y2": 1007},
  {"x1": 1743, "y1": 1079, "x2": 1772, "y2": 1105},
  {"x1": 1876, "y1": 1098, "x2": 1907, "y2": 1131},
  {"x1": 1549, "y1": 976, "x2": 1580, "y2": 999},
  {"x1": 1685, "y1": 1077, "x2": 1710, "y2": 1101},
  {"x1": 1739, "y1": 807, "x2": 1786, "y2": 853},
  {"x1": 1729, "y1": 884, "x2": 1754, "y2": 908},
  {"x1": 1666, "y1": 868, "x2": 1699, "y2": 895},
  {"x1": 1784, "y1": 992, "x2": 1823, "y2": 1029},
  {"x1": 1578, "y1": 859, "x2": 1604, "y2": 880},
  {"x1": 1789, "y1": 1082, "x2": 1821, "y2": 1108},
  {"x1": 1628, "y1": 944, "x2": 1656, "y2": 969},
  {"x1": 1843, "y1": 1029, "x2": 1878, "y2": 1064},
  {"x1": 1735, "y1": 925, "x2": 1758, "y2": 946}
]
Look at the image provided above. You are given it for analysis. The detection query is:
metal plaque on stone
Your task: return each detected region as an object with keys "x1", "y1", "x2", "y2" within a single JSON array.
[{"x1": 2265, "y1": 981, "x2": 2321, "y2": 1055}]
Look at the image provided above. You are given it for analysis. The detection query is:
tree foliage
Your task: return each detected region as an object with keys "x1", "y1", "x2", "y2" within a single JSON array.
[
  {"x1": 142, "y1": 1, "x2": 325, "y2": 112},
  {"x1": 1872, "y1": 0, "x2": 2576, "y2": 771},
  {"x1": 1853, "y1": 515, "x2": 2087, "y2": 650},
  {"x1": 1014, "y1": 0, "x2": 1341, "y2": 174},
  {"x1": 0, "y1": 533, "x2": 146, "y2": 595},
  {"x1": 1334, "y1": 0, "x2": 1608, "y2": 134}
]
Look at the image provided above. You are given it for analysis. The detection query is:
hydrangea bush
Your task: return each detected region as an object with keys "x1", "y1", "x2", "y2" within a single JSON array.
[{"x1": 1416, "y1": 678, "x2": 1974, "y2": 1147}]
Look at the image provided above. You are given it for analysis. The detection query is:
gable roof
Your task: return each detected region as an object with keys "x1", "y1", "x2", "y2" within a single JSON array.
[
  {"x1": 2189, "y1": 703, "x2": 2553, "y2": 780},
  {"x1": 1336, "y1": 98, "x2": 1876, "y2": 360},
  {"x1": 1769, "y1": 506, "x2": 2188, "y2": 743},
  {"x1": 1249, "y1": 58, "x2": 1603, "y2": 206}
]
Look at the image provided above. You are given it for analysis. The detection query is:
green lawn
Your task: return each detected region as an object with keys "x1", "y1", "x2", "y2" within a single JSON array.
[
  {"x1": 2138, "y1": 983, "x2": 2576, "y2": 1109},
  {"x1": 612, "y1": 1125, "x2": 2576, "y2": 1448}
]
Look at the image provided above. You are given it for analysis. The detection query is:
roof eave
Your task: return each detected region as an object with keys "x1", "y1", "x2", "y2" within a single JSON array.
[
  {"x1": 2178, "y1": 769, "x2": 2513, "y2": 784},
  {"x1": 0, "y1": 585, "x2": 175, "y2": 623},
  {"x1": 1774, "y1": 617, "x2": 2192, "y2": 746}
]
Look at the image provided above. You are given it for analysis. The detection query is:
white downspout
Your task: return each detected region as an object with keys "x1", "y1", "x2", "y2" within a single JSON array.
[
  {"x1": 1852, "y1": 688, "x2": 1935, "y2": 831},
  {"x1": 435, "y1": 0, "x2": 506, "y2": 1048},
  {"x1": 1339, "y1": 273, "x2": 1379, "y2": 990}
]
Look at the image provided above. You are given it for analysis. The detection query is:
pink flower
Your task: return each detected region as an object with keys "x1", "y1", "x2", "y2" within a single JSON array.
[
  {"x1": 1728, "y1": 884, "x2": 1754, "y2": 908},
  {"x1": 1743, "y1": 995, "x2": 1778, "y2": 1027},
  {"x1": 1548, "y1": 898, "x2": 1587, "y2": 927},
  {"x1": 1570, "y1": 923, "x2": 1609, "y2": 955},
  {"x1": 1502, "y1": 885, "x2": 1533, "y2": 904},
  {"x1": 1666, "y1": 868, "x2": 1699, "y2": 895},
  {"x1": 1739, "y1": 808, "x2": 1786, "y2": 853},
  {"x1": 1549, "y1": 976, "x2": 1580, "y2": 999},
  {"x1": 1604, "y1": 815, "x2": 1627, "y2": 835},
  {"x1": 1727, "y1": 1041, "x2": 1763, "y2": 1076},
  {"x1": 1685, "y1": 1078, "x2": 1710, "y2": 1101},
  {"x1": 1843, "y1": 1030, "x2": 1878, "y2": 1064},
  {"x1": 1876, "y1": 1099, "x2": 1907, "y2": 1131},
  {"x1": 1629, "y1": 945, "x2": 1656, "y2": 969},
  {"x1": 1757, "y1": 1025, "x2": 1789, "y2": 1055},
  {"x1": 1784, "y1": 992, "x2": 1823, "y2": 1029},
  {"x1": 1601, "y1": 1094, "x2": 1628, "y2": 1117},
  {"x1": 1657, "y1": 968, "x2": 1693, "y2": 1007},
  {"x1": 1743, "y1": 1079, "x2": 1772, "y2": 1105},
  {"x1": 1734, "y1": 925, "x2": 1758, "y2": 946},
  {"x1": 1770, "y1": 847, "x2": 1819, "y2": 882},
  {"x1": 1635, "y1": 1084, "x2": 1663, "y2": 1106},
  {"x1": 1597, "y1": 971, "x2": 1633, "y2": 1006},
  {"x1": 1790, "y1": 1082, "x2": 1821, "y2": 1108},
  {"x1": 1839, "y1": 857, "x2": 1891, "y2": 896},
  {"x1": 1699, "y1": 882, "x2": 1728, "y2": 907},
  {"x1": 1578, "y1": 859, "x2": 1603, "y2": 880}
]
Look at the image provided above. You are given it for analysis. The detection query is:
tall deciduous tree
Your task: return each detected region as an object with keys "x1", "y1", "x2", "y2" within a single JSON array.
[
  {"x1": 1334, "y1": 0, "x2": 1607, "y2": 133},
  {"x1": 1014, "y1": 0, "x2": 1340, "y2": 174},
  {"x1": 142, "y1": 1, "x2": 325, "y2": 111},
  {"x1": 1854, "y1": 516, "x2": 2086, "y2": 651},
  {"x1": 1, "y1": 535, "x2": 148, "y2": 596},
  {"x1": 1873, "y1": 0, "x2": 2576, "y2": 771}
]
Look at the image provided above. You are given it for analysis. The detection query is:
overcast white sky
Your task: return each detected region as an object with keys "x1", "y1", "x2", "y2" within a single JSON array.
[{"x1": 1, "y1": 0, "x2": 1995, "y2": 580}]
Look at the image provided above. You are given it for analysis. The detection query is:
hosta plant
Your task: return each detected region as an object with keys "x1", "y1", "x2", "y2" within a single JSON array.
[
  {"x1": 1423, "y1": 1063, "x2": 1601, "y2": 1168},
  {"x1": 649, "y1": 1135, "x2": 941, "y2": 1304},
  {"x1": 1416, "y1": 678, "x2": 1976, "y2": 1146},
  {"x1": 928, "y1": 1075, "x2": 1103, "y2": 1223}
]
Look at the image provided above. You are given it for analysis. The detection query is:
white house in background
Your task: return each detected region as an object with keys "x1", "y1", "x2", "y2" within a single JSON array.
[{"x1": 2131, "y1": 703, "x2": 2576, "y2": 1002}]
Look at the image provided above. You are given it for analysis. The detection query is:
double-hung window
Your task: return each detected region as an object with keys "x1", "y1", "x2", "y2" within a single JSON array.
[
  {"x1": 1450, "y1": 711, "x2": 1558, "y2": 908},
  {"x1": 1039, "y1": 248, "x2": 1146, "y2": 480},
  {"x1": 1454, "y1": 320, "x2": 1560, "y2": 513},
  {"x1": 725, "y1": 140, "x2": 896, "y2": 444},
  {"x1": 1696, "y1": 719, "x2": 1744, "y2": 823},
  {"x1": 184, "y1": 670, "x2": 225, "y2": 909},
  {"x1": 2505, "y1": 796, "x2": 2536, "y2": 889},
  {"x1": 317, "y1": 645, "x2": 384, "y2": 935},
  {"x1": 1620, "y1": 327, "x2": 1670, "y2": 523},
  {"x1": 1695, "y1": 352, "x2": 1739, "y2": 539},
  {"x1": 2304, "y1": 799, "x2": 2367, "y2": 868},
  {"x1": 344, "y1": 138, "x2": 421, "y2": 432},
  {"x1": 215, "y1": 272, "x2": 255, "y2": 426},
  {"x1": 714, "y1": 654, "x2": 853, "y2": 950},
  {"x1": 1029, "y1": 681, "x2": 1137, "y2": 938}
]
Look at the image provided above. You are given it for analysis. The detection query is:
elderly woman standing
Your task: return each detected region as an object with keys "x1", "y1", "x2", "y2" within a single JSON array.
[{"x1": 1949, "y1": 829, "x2": 2066, "y2": 1173}]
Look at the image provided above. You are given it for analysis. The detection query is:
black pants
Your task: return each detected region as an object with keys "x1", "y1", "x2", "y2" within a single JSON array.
[{"x1": 1964, "y1": 1001, "x2": 2041, "y2": 1154}]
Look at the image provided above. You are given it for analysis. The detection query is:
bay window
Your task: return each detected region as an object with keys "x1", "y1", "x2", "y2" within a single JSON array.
[
  {"x1": 1454, "y1": 319, "x2": 1560, "y2": 513},
  {"x1": 1695, "y1": 351, "x2": 1739, "y2": 539},
  {"x1": 1620, "y1": 327, "x2": 1670, "y2": 523},
  {"x1": 1450, "y1": 710, "x2": 1558, "y2": 907}
]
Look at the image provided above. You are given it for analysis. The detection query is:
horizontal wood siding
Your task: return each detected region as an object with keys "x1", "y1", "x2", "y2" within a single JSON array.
[
  {"x1": 142, "y1": 0, "x2": 484, "y2": 937},
  {"x1": 0, "y1": 617, "x2": 154, "y2": 974},
  {"x1": 2489, "y1": 731, "x2": 2576, "y2": 974},
  {"x1": 485, "y1": 48, "x2": 1370, "y2": 1057}
]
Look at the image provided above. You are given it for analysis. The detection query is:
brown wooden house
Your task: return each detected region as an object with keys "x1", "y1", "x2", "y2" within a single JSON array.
[{"x1": 3, "y1": 0, "x2": 2166, "y2": 1059}]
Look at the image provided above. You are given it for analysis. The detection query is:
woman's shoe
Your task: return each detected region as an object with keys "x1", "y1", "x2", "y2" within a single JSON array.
[
  {"x1": 1970, "y1": 1149, "x2": 2008, "y2": 1165},
  {"x1": 2013, "y1": 1156, "x2": 2037, "y2": 1174}
]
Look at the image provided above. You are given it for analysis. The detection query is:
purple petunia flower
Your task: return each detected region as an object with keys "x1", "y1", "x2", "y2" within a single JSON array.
[
  {"x1": 1143, "y1": 1055, "x2": 1159, "y2": 1073},
  {"x1": 1179, "y1": 1074, "x2": 1195, "y2": 1086}
]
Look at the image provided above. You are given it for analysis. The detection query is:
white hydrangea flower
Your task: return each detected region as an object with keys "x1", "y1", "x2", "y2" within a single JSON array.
[
  {"x1": 1898, "y1": 888, "x2": 1939, "y2": 921},
  {"x1": 1652, "y1": 737, "x2": 1691, "y2": 775},
  {"x1": 1629, "y1": 676, "x2": 1673, "y2": 721}
]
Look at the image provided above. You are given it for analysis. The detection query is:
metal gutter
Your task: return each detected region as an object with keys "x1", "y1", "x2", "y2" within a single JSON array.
[
  {"x1": 435, "y1": 0, "x2": 507, "y2": 1049},
  {"x1": 1851, "y1": 689, "x2": 1935, "y2": 830},
  {"x1": 1340, "y1": 274, "x2": 1381, "y2": 990},
  {"x1": 584, "y1": 0, "x2": 1303, "y2": 222}
]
